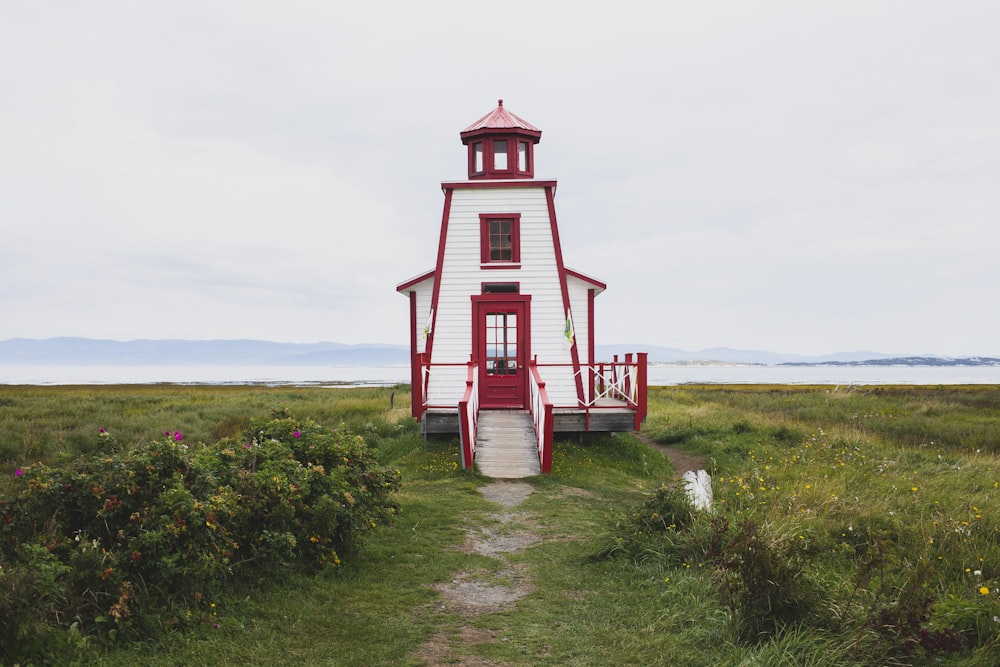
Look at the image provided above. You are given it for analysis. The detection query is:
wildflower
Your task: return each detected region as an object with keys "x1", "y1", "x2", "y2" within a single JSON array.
[
  {"x1": 911, "y1": 486, "x2": 918, "y2": 492},
  {"x1": 975, "y1": 570, "x2": 982, "y2": 577},
  {"x1": 14, "y1": 468, "x2": 23, "y2": 477},
  {"x1": 174, "y1": 431, "x2": 183, "y2": 441},
  {"x1": 293, "y1": 431, "x2": 301, "y2": 438},
  {"x1": 980, "y1": 586, "x2": 990, "y2": 596}
]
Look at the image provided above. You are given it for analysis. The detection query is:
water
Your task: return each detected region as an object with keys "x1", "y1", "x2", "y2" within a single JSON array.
[
  {"x1": 0, "y1": 365, "x2": 412, "y2": 387},
  {"x1": 647, "y1": 364, "x2": 1000, "y2": 386},
  {"x1": 2, "y1": 364, "x2": 999, "y2": 386}
]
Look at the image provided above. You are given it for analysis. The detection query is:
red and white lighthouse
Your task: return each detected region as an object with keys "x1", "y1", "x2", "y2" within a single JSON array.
[{"x1": 397, "y1": 101, "x2": 646, "y2": 471}]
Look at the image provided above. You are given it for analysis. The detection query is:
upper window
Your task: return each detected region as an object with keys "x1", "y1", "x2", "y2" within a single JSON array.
[
  {"x1": 472, "y1": 142, "x2": 484, "y2": 174},
  {"x1": 465, "y1": 135, "x2": 535, "y2": 179},
  {"x1": 493, "y1": 140, "x2": 508, "y2": 170},
  {"x1": 480, "y1": 213, "x2": 521, "y2": 265}
]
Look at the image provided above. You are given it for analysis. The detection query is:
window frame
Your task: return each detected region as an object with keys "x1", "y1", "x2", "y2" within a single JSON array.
[{"x1": 479, "y1": 213, "x2": 521, "y2": 266}]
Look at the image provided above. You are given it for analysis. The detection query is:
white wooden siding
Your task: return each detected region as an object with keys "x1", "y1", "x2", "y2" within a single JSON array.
[
  {"x1": 411, "y1": 279, "x2": 434, "y2": 354},
  {"x1": 427, "y1": 185, "x2": 579, "y2": 406}
]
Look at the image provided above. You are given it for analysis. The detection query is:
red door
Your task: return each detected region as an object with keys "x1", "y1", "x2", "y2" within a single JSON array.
[{"x1": 476, "y1": 299, "x2": 527, "y2": 408}]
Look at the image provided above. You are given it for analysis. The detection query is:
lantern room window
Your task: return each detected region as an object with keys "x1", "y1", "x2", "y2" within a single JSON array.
[
  {"x1": 518, "y1": 141, "x2": 529, "y2": 172},
  {"x1": 473, "y1": 142, "x2": 484, "y2": 173},
  {"x1": 493, "y1": 140, "x2": 508, "y2": 170},
  {"x1": 480, "y1": 213, "x2": 521, "y2": 266},
  {"x1": 465, "y1": 136, "x2": 535, "y2": 179}
]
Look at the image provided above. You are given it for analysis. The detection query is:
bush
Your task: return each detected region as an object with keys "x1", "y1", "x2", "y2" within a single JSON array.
[{"x1": 0, "y1": 412, "x2": 400, "y2": 664}]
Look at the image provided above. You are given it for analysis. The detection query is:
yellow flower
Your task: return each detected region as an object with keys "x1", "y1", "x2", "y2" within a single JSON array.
[
  {"x1": 980, "y1": 586, "x2": 990, "y2": 596},
  {"x1": 911, "y1": 486, "x2": 918, "y2": 492}
]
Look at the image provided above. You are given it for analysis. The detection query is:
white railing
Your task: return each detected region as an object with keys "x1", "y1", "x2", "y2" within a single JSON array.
[
  {"x1": 579, "y1": 355, "x2": 642, "y2": 407},
  {"x1": 457, "y1": 362, "x2": 479, "y2": 470}
]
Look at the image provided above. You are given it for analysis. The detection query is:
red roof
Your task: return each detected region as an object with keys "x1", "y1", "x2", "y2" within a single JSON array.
[{"x1": 460, "y1": 100, "x2": 542, "y2": 142}]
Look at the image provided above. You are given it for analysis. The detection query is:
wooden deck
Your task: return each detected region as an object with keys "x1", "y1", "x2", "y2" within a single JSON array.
[
  {"x1": 473, "y1": 410, "x2": 541, "y2": 479},
  {"x1": 422, "y1": 399, "x2": 638, "y2": 436}
]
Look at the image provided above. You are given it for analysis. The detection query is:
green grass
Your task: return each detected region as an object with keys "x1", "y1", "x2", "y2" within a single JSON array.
[{"x1": 3, "y1": 384, "x2": 1000, "y2": 665}]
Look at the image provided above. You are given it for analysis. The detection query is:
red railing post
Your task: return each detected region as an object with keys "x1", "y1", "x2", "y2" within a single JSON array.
[
  {"x1": 541, "y1": 403, "x2": 554, "y2": 473},
  {"x1": 458, "y1": 360, "x2": 477, "y2": 470},
  {"x1": 635, "y1": 352, "x2": 648, "y2": 430},
  {"x1": 624, "y1": 353, "x2": 633, "y2": 399},
  {"x1": 412, "y1": 352, "x2": 425, "y2": 421}
]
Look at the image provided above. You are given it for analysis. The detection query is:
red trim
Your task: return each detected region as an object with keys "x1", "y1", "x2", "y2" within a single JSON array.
[
  {"x1": 458, "y1": 361, "x2": 477, "y2": 469},
  {"x1": 588, "y1": 288, "x2": 596, "y2": 405},
  {"x1": 545, "y1": 185, "x2": 586, "y2": 405},
  {"x1": 564, "y1": 267, "x2": 606, "y2": 292},
  {"x1": 425, "y1": 188, "x2": 454, "y2": 364},
  {"x1": 442, "y1": 180, "x2": 558, "y2": 191},
  {"x1": 479, "y1": 213, "x2": 521, "y2": 264},
  {"x1": 480, "y1": 264, "x2": 521, "y2": 270},
  {"x1": 636, "y1": 352, "x2": 648, "y2": 430},
  {"x1": 408, "y1": 292, "x2": 422, "y2": 419},
  {"x1": 396, "y1": 269, "x2": 435, "y2": 293}
]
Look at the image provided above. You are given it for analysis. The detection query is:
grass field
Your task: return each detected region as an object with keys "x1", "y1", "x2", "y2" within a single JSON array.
[{"x1": 2, "y1": 383, "x2": 998, "y2": 665}]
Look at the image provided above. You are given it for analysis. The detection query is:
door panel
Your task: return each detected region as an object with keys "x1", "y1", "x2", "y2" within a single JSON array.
[{"x1": 478, "y1": 301, "x2": 526, "y2": 407}]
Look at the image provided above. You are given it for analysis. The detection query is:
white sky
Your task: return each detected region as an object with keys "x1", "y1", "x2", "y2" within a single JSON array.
[{"x1": 2, "y1": 1, "x2": 998, "y2": 356}]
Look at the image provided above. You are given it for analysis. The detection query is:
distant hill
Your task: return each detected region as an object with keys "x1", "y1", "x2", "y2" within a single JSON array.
[
  {"x1": 0, "y1": 338, "x2": 410, "y2": 366},
  {"x1": 2, "y1": 338, "x2": 998, "y2": 367},
  {"x1": 595, "y1": 344, "x2": 905, "y2": 365}
]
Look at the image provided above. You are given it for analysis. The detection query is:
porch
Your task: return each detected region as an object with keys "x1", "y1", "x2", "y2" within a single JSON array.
[{"x1": 415, "y1": 353, "x2": 647, "y2": 474}]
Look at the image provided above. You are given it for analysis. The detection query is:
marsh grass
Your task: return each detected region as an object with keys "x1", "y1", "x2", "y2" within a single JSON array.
[{"x1": 3, "y1": 384, "x2": 999, "y2": 665}]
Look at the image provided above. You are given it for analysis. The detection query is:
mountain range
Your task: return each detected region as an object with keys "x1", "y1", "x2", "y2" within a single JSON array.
[{"x1": 1, "y1": 338, "x2": 999, "y2": 367}]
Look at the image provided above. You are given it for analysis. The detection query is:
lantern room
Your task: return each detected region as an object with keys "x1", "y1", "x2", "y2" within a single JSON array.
[{"x1": 460, "y1": 99, "x2": 541, "y2": 180}]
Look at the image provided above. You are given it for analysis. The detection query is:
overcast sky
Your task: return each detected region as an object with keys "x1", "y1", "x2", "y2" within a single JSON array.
[{"x1": 2, "y1": 2, "x2": 997, "y2": 356}]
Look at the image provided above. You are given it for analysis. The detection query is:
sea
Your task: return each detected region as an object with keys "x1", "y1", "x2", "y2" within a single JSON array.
[{"x1": 2, "y1": 364, "x2": 999, "y2": 386}]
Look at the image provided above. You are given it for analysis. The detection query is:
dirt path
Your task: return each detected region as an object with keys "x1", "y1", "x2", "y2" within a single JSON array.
[
  {"x1": 411, "y1": 436, "x2": 704, "y2": 666},
  {"x1": 633, "y1": 432, "x2": 707, "y2": 477},
  {"x1": 411, "y1": 481, "x2": 540, "y2": 666}
]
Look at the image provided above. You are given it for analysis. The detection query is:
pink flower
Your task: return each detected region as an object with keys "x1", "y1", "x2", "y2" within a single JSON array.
[
  {"x1": 174, "y1": 431, "x2": 183, "y2": 441},
  {"x1": 293, "y1": 431, "x2": 301, "y2": 439},
  {"x1": 14, "y1": 468, "x2": 23, "y2": 477}
]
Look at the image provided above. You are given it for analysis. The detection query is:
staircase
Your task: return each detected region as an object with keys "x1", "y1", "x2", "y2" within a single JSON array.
[{"x1": 474, "y1": 409, "x2": 541, "y2": 479}]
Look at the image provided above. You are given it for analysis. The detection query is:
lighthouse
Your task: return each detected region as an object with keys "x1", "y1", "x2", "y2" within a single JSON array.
[{"x1": 397, "y1": 101, "x2": 646, "y2": 472}]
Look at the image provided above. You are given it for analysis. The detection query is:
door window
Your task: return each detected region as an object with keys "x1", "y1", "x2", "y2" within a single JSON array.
[{"x1": 485, "y1": 311, "x2": 518, "y2": 376}]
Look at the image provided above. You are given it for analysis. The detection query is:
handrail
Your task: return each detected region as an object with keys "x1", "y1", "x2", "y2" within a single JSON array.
[
  {"x1": 417, "y1": 354, "x2": 647, "y2": 431},
  {"x1": 528, "y1": 361, "x2": 554, "y2": 473},
  {"x1": 457, "y1": 360, "x2": 479, "y2": 470}
]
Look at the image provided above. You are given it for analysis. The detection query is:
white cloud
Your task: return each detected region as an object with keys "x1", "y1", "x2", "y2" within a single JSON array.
[{"x1": 1, "y1": 1, "x2": 998, "y2": 354}]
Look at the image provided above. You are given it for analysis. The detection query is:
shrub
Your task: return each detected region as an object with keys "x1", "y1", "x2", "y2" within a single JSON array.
[{"x1": 0, "y1": 412, "x2": 400, "y2": 664}]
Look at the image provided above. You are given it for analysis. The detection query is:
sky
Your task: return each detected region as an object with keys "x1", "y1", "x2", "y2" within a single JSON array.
[{"x1": 1, "y1": 1, "x2": 998, "y2": 356}]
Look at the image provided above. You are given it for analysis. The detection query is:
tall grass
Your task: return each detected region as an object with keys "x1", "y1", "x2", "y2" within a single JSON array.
[
  {"x1": 2, "y1": 383, "x2": 999, "y2": 665},
  {"x1": 621, "y1": 385, "x2": 1000, "y2": 663}
]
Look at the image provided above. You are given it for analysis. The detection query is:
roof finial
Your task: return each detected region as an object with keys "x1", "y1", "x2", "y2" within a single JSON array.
[{"x1": 498, "y1": 99, "x2": 503, "y2": 107}]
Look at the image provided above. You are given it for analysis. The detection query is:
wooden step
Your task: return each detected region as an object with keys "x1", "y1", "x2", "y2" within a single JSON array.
[{"x1": 475, "y1": 410, "x2": 541, "y2": 479}]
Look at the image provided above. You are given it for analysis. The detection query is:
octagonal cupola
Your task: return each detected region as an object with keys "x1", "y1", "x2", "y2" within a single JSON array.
[{"x1": 460, "y1": 99, "x2": 542, "y2": 180}]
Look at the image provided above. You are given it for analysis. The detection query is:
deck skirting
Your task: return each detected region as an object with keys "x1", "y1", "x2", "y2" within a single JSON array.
[{"x1": 422, "y1": 406, "x2": 637, "y2": 436}]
